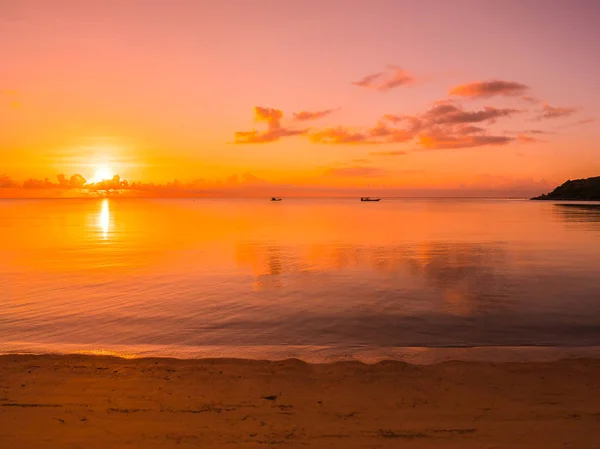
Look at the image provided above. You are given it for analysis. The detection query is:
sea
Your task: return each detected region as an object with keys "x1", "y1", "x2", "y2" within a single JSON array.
[{"x1": 1, "y1": 198, "x2": 600, "y2": 364}]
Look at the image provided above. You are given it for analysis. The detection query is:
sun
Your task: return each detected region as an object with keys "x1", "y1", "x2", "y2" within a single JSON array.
[{"x1": 93, "y1": 166, "x2": 114, "y2": 183}]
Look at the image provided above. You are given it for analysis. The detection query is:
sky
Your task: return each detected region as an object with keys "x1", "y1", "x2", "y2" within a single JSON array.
[{"x1": 1, "y1": 0, "x2": 599, "y2": 197}]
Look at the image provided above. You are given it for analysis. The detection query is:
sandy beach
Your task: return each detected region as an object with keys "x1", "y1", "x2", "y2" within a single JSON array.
[{"x1": 1, "y1": 355, "x2": 599, "y2": 448}]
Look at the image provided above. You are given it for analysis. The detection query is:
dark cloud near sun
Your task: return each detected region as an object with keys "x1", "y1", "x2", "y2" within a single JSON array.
[
  {"x1": 0, "y1": 175, "x2": 18, "y2": 188},
  {"x1": 450, "y1": 80, "x2": 529, "y2": 98},
  {"x1": 1, "y1": 173, "x2": 280, "y2": 197}
]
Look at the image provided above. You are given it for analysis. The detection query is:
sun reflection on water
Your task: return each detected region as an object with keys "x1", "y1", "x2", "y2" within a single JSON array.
[{"x1": 99, "y1": 199, "x2": 110, "y2": 239}]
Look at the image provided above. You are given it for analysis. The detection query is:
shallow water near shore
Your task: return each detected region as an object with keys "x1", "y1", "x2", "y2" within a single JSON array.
[{"x1": 1, "y1": 198, "x2": 600, "y2": 362}]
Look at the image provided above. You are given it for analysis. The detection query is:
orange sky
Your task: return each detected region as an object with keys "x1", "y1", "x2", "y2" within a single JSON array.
[{"x1": 1, "y1": 0, "x2": 598, "y2": 197}]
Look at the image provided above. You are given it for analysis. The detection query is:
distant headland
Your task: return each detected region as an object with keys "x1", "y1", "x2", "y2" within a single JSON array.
[{"x1": 531, "y1": 176, "x2": 600, "y2": 200}]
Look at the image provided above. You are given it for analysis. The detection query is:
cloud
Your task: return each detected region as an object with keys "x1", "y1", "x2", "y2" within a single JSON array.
[
  {"x1": 23, "y1": 178, "x2": 56, "y2": 189},
  {"x1": 234, "y1": 128, "x2": 306, "y2": 144},
  {"x1": 352, "y1": 72, "x2": 382, "y2": 88},
  {"x1": 557, "y1": 118, "x2": 595, "y2": 129},
  {"x1": 58, "y1": 174, "x2": 87, "y2": 188},
  {"x1": 0, "y1": 175, "x2": 18, "y2": 188},
  {"x1": 311, "y1": 127, "x2": 379, "y2": 145},
  {"x1": 538, "y1": 102, "x2": 577, "y2": 119},
  {"x1": 449, "y1": 80, "x2": 529, "y2": 98},
  {"x1": 379, "y1": 67, "x2": 416, "y2": 91},
  {"x1": 418, "y1": 129, "x2": 514, "y2": 150},
  {"x1": 369, "y1": 150, "x2": 408, "y2": 157},
  {"x1": 383, "y1": 114, "x2": 423, "y2": 132},
  {"x1": 456, "y1": 125, "x2": 486, "y2": 134},
  {"x1": 254, "y1": 106, "x2": 283, "y2": 127},
  {"x1": 368, "y1": 121, "x2": 395, "y2": 138},
  {"x1": 324, "y1": 166, "x2": 389, "y2": 177},
  {"x1": 2, "y1": 172, "x2": 282, "y2": 198},
  {"x1": 522, "y1": 95, "x2": 540, "y2": 104},
  {"x1": 518, "y1": 134, "x2": 542, "y2": 143},
  {"x1": 233, "y1": 106, "x2": 307, "y2": 144},
  {"x1": 422, "y1": 103, "x2": 521, "y2": 125},
  {"x1": 293, "y1": 108, "x2": 337, "y2": 121},
  {"x1": 310, "y1": 100, "x2": 520, "y2": 148},
  {"x1": 311, "y1": 120, "x2": 415, "y2": 145},
  {"x1": 352, "y1": 66, "x2": 416, "y2": 91}
]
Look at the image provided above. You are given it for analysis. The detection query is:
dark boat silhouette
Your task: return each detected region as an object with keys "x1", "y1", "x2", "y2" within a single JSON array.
[
  {"x1": 360, "y1": 197, "x2": 380, "y2": 202},
  {"x1": 270, "y1": 197, "x2": 283, "y2": 201}
]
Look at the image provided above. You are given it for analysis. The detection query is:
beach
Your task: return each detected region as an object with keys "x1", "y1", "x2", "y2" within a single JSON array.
[{"x1": 1, "y1": 355, "x2": 600, "y2": 448}]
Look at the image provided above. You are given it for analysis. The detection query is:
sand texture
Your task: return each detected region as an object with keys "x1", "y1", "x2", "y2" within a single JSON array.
[{"x1": 1, "y1": 355, "x2": 600, "y2": 448}]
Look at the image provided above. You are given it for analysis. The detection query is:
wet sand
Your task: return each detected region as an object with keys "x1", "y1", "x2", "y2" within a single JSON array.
[{"x1": 1, "y1": 355, "x2": 600, "y2": 448}]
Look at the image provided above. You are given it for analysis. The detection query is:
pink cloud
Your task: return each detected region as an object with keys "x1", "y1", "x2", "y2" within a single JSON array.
[
  {"x1": 233, "y1": 106, "x2": 307, "y2": 144},
  {"x1": 353, "y1": 66, "x2": 416, "y2": 92},
  {"x1": 369, "y1": 150, "x2": 408, "y2": 157},
  {"x1": 423, "y1": 104, "x2": 521, "y2": 125},
  {"x1": 324, "y1": 166, "x2": 389, "y2": 177},
  {"x1": 539, "y1": 102, "x2": 578, "y2": 119},
  {"x1": 311, "y1": 127, "x2": 379, "y2": 145},
  {"x1": 418, "y1": 129, "x2": 514, "y2": 150},
  {"x1": 352, "y1": 72, "x2": 382, "y2": 88},
  {"x1": 518, "y1": 134, "x2": 541, "y2": 143},
  {"x1": 450, "y1": 80, "x2": 529, "y2": 98},
  {"x1": 293, "y1": 108, "x2": 337, "y2": 121}
]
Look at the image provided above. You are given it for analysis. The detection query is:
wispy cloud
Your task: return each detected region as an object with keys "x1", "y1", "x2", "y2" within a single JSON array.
[
  {"x1": 311, "y1": 121, "x2": 415, "y2": 145},
  {"x1": 311, "y1": 127, "x2": 379, "y2": 145},
  {"x1": 422, "y1": 103, "x2": 522, "y2": 125},
  {"x1": 233, "y1": 106, "x2": 307, "y2": 143},
  {"x1": 450, "y1": 80, "x2": 529, "y2": 98},
  {"x1": 293, "y1": 108, "x2": 338, "y2": 121},
  {"x1": 324, "y1": 166, "x2": 389, "y2": 177},
  {"x1": 538, "y1": 102, "x2": 578, "y2": 119},
  {"x1": 418, "y1": 129, "x2": 514, "y2": 150},
  {"x1": 518, "y1": 134, "x2": 542, "y2": 143},
  {"x1": 557, "y1": 118, "x2": 595, "y2": 129},
  {"x1": 522, "y1": 95, "x2": 540, "y2": 104},
  {"x1": 369, "y1": 150, "x2": 408, "y2": 157},
  {"x1": 352, "y1": 72, "x2": 382, "y2": 88},
  {"x1": 353, "y1": 66, "x2": 416, "y2": 92}
]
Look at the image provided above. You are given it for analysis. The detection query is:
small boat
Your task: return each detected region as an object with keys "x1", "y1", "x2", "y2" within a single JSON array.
[
  {"x1": 270, "y1": 197, "x2": 283, "y2": 201},
  {"x1": 360, "y1": 197, "x2": 381, "y2": 202}
]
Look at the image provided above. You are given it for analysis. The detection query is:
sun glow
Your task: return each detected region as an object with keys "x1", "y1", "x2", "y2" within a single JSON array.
[{"x1": 93, "y1": 166, "x2": 114, "y2": 183}]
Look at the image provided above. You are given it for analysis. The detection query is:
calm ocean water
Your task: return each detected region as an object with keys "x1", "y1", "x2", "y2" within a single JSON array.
[{"x1": 1, "y1": 198, "x2": 600, "y2": 363}]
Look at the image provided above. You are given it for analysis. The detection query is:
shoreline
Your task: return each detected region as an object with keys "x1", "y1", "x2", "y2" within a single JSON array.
[
  {"x1": 3, "y1": 342, "x2": 600, "y2": 365},
  {"x1": 2, "y1": 354, "x2": 600, "y2": 448}
]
